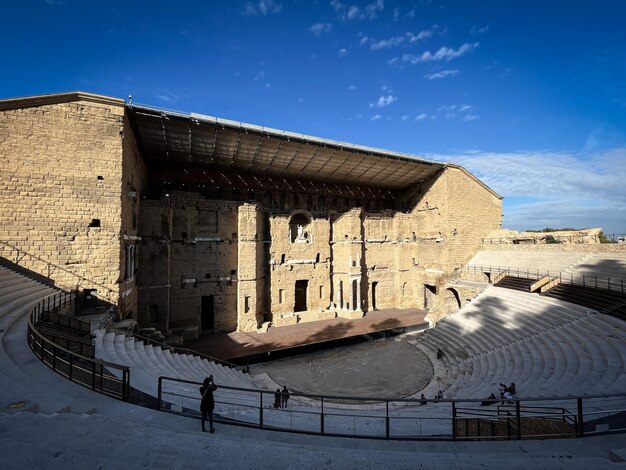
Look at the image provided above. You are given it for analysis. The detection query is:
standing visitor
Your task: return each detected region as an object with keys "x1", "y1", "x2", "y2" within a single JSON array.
[{"x1": 200, "y1": 375, "x2": 217, "y2": 433}]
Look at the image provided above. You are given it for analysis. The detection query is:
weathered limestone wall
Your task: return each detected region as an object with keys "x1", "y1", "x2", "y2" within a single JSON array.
[
  {"x1": 0, "y1": 96, "x2": 127, "y2": 309},
  {"x1": 137, "y1": 192, "x2": 239, "y2": 335},
  {"x1": 237, "y1": 204, "x2": 265, "y2": 331},
  {"x1": 396, "y1": 166, "x2": 502, "y2": 316},
  {"x1": 119, "y1": 114, "x2": 146, "y2": 317},
  {"x1": 331, "y1": 209, "x2": 364, "y2": 316},
  {"x1": 362, "y1": 212, "x2": 422, "y2": 310},
  {"x1": 268, "y1": 211, "x2": 332, "y2": 325},
  {"x1": 406, "y1": 166, "x2": 502, "y2": 272}
]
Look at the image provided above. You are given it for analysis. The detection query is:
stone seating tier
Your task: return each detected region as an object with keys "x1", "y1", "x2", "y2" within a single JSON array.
[{"x1": 417, "y1": 286, "x2": 626, "y2": 399}]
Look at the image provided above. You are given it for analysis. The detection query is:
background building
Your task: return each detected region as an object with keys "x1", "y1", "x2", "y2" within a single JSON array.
[{"x1": 0, "y1": 92, "x2": 502, "y2": 340}]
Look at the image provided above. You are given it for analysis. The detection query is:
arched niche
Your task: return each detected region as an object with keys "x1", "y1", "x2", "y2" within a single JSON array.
[{"x1": 289, "y1": 212, "x2": 312, "y2": 243}]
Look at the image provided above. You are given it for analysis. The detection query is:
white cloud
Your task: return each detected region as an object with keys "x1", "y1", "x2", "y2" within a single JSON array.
[
  {"x1": 242, "y1": 0, "x2": 282, "y2": 16},
  {"x1": 424, "y1": 69, "x2": 459, "y2": 80},
  {"x1": 394, "y1": 42, "x2": 479, "y2": 65},
  {"x1": 371, "y1": 95, "x2": 397, "y2": 108},
  {"x1": 348, "y1": 85, "x2": 357, "y2": 90},
  {"x1": 401, "y1": 114, "x2": 410, "y2": 121},
  {"x1": 438, "y1": 148, "x2": 626, "y2": 232},
  {"x1": 331, "y1": 0, "x2": 384, "y2": 21},
  {"x1": 366, "y1": 29, "x2": 434, "y2": 50},
  {"x1": 371, "y1": 114, "x2": 382, "y2": 121},
  {"x1": 155, "y1": 91, "x2": 180, "y2": 103},
  {"x1": 415, "y1": 113, "x2": 429, "y2": 121},
  {"x1": 310, "y1": 22, "x2": 333, "y2": 36},
  {"x1": 435, "y1": 104, "x2": 476, "y2": 120},
  {"x1": 393, "y1": 7, "x2": 400, "y2": 21},
  {"x1": 338, "y1": 48, "x2": 348, "y2": 57},
  {"x1": 470, "y1": 25, "x2": 490, "y2": 35}
]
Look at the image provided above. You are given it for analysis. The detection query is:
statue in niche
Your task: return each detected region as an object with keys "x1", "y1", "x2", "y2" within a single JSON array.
[{"x1": 294, "y1": 224, "x2": 309, "y2": 243}]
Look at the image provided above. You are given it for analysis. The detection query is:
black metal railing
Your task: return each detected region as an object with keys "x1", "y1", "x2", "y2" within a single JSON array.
[
  {"x1": 465, "y1": 265, "x2": 626, "y2": 294},
  {"x1": 157, "y1": 376, "x2": 626, "y2": 440},
  {"x1": 28, "y1": 291, "x2": 130, "y2": 400}
]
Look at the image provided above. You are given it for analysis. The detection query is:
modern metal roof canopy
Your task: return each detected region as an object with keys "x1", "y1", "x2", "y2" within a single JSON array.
[{"x1": 127, "y1": 104, "x2": 445, "y2": 191}]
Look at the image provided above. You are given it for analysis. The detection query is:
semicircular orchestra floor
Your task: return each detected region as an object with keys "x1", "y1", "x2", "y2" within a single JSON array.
[{"x1": 253, "y1": 336, "x2": 433, "y2": 398}]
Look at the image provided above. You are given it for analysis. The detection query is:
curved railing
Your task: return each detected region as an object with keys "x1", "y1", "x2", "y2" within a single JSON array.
[
  {"x1": 158, "y1": 376, "x2": 626, "y2": 441},
  {"x1": 131, "y1": 331, "x2": 241, "y2": 370},
  {"x1": 465, "y1": 264, "x2": 626, "y2": 294},
  {"x1": 28, "y1": 290, "x2": 130, "y2": 400}
]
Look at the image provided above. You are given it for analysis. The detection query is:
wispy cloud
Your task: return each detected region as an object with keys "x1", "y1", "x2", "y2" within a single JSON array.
[
  {"x1": 369, "y1": 95, "x2": 397, "y2": 108},
  {"x1": 470, "y1": 25, "x2": 490, "y2": 35},
  {"x1": 348, "y1": 85, "x2": 357, "y2": 90},
  {"x1": 436, "y1": 104, "x2": 476, "y2": 120},
  {"x1": 439, "y1": 148, "x2": 626, "y2": 232},
  {"x1": 371, "y1": 114, "x2": 382, "y2": 121},
  {"x1": 338, "y1": 48, "x2": 348, "y2": 57},
  {"x1": 242, "y1": 0, "x2": 282, "y2": 16},
  {"x1": 415, "y1": 113, "x2": 429, "y2": 121},
  {"x1": 424, "y1": 69, "x2": 458, "y2": 80},
  {"x1": 391, "y1": 42, "x2": 479, "y2": 66},
  {"x1": 155, "y1": 91, "x2": 180, "y2": 104},
  {"x1": 331, "y1": 0, "x2": 384, "y2": 21},
  {"x1": 310, "y1": 22, "x2": 332, "y2": 36},
  {"x1": 367, "y1": 30, "x2": 434, "y2": 50}
]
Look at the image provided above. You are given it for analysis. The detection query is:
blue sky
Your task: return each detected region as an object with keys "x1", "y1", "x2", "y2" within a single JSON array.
[{"x1": 2, "y1": 0, "x2": 625, "y2": 233}]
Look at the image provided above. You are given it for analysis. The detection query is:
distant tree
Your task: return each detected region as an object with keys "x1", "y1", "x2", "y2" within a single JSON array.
[
  {"x1": 598, "y1": 231, "x2": 612, "y2": 244},
  {"x1": 526, "y1": 227, "x2": 583, "y2": 233},
  {"x1": 544, "y1": 235, "x2": 562, "y2": 244}
]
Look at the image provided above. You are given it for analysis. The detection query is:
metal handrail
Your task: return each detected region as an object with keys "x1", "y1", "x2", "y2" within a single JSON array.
[
  {"x1": 28, "y1": 290, "x2": 130, "y2": 400},
  {"x1": 157, "y1": 376, "x2": 626, "y2": 440},
  {"x1": 0, "y1": 240, "x2": 117, "y2": 303},
  {"x1": 466, "y1": 264, "x2": 626, "y2": 294},
  {"x1": 132, "y1": 332, "x2": 240, "y2": 369}
]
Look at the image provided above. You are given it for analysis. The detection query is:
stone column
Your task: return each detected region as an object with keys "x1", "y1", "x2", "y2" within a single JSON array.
[{"x1": 356, "y1": 278, "x2": 361, "y2": 311}]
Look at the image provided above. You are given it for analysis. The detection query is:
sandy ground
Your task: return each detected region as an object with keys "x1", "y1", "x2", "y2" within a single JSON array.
[{"x1": 253, "y1": 336, "x2": 433, "y2": 398}]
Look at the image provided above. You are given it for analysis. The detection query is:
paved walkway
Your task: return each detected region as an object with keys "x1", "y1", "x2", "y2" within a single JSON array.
[{"x1": 187, "y1": 308, "x2": 428, "y2": 361}]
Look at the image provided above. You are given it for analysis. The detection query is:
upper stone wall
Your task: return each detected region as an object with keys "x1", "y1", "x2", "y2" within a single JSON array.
[{"x1": 0, "y1": 98, "x2": 126, "y2": 303}]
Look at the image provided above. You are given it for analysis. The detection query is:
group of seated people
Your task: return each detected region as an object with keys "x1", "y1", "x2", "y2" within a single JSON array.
[{"x1": 481, "y1": 382, "x2": 516, "y2": 406}]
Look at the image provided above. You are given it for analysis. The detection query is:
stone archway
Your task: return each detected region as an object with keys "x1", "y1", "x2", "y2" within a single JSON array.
[{"x1": 441, "y1": 288, "x2": 462, "y2": 316}]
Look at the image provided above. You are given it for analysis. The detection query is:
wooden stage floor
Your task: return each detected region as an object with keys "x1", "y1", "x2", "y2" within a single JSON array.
[{"x1": 186, "y1": 308, "x2": 428, "y2": 362}]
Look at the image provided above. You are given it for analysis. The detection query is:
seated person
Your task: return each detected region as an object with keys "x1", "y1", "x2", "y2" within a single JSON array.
[
  {"x1": 481, "y1": 393, "x2": 498, "y2": 406},
  {"x1": 508, "y1": 382, "x2": 516, "y2": 394}
]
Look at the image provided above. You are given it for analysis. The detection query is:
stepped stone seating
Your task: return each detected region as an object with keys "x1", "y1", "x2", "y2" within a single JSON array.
[
  {"x1": 417, "y1": 286, "x2": 626, "y2": 401},
  {"x1": 468, "y1": 250, "x2": 588, "y2": 275},
  {"x1": 561, "y1": 253, "x2": 626, "y2": 289},
  {"x1": 94, "y1": 330, "x2": 267, "y2": 414},
  {"x1": 1, "y1": 261, "x2": 626, "y2": 461}
]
